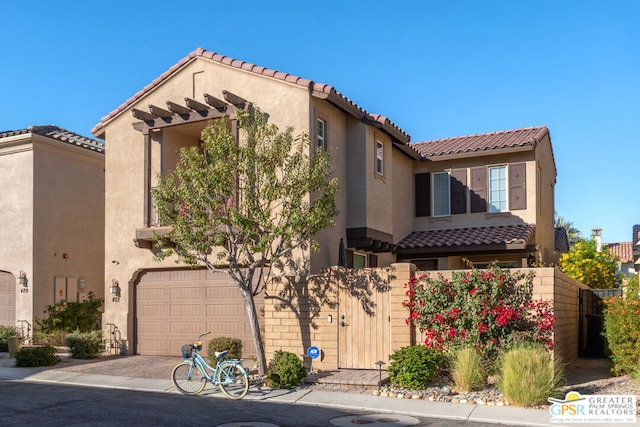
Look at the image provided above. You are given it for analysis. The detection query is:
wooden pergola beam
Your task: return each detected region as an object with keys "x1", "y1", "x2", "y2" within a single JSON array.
[
  {"x1": 148, "y1": 104, "x2": 173, "y2": 118},
  {"x1": 184, "y1": 97, "x2": 209, "y2": 111},
  {"x1": 166, "y1": 101, "x2": 192, "y2": 115},
  {"x1": 203, "y1": 93, "x2": 229, "y2": 110},
  {"x1": 132, "y1": 108, "x2": 157, "y2": 121},
  {"x1": 222, "y1": 90, "x2": 247, "y2": 107}
]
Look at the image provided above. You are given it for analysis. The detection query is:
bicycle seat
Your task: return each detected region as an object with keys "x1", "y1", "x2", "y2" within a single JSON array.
[{"x1": 215, "y1": 351, "x2": 228, "y2": 359}]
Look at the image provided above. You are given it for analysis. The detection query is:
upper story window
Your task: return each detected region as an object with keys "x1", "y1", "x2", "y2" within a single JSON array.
[
  {"x1": 489, "y1": 165, "x2": 508, "y2": 212},
  {"x1": 352, "y1": 252, "x2": 368, "y2": 269},
  {"x1": 432, "y1": 172, "x2": 451, "y2": 216},
  {"x1": 376, "y1": 140, "x2": 384, "y2": 175},
  {"x1": 317, "y1": 118, "x2": 326, "y2": 150}
]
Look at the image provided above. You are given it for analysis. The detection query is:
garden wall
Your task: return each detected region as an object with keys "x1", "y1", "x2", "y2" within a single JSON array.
[{"x1": 264, "y1": 265, "x2": 589, "y2": 371}]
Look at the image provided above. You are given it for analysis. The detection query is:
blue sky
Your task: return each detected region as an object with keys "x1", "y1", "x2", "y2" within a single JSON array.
[{"x1": 1, "y1": 1, "x2": 638, "y2": 243}]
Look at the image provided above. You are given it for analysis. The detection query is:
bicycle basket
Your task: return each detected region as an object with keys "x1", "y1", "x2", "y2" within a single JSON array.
[{"x1": 181, "y1": 344, "x2": 192, "y2": 358}]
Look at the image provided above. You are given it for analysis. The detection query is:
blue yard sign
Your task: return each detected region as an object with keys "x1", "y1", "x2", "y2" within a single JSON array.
[{"x1": 307, "y1": 346, "x2": 320, "y2": 359}]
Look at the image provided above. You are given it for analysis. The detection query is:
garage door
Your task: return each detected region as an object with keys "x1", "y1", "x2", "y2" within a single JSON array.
[
  {"x1": 136, "y1": 269, "x2": 263, "y2": 358},
  {"x1": 0, "y1": 272, "x2": 16, "y2": 327}
]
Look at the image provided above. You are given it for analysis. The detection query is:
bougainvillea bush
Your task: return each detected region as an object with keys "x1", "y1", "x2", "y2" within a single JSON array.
[{"x1": 403, "y1": 264, "x2": 555, "y2": 371}]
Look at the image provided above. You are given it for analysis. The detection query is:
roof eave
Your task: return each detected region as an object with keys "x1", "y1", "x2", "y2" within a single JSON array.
[{"x1": 424, "y1": 144, "x2": 533, "y2": 161}]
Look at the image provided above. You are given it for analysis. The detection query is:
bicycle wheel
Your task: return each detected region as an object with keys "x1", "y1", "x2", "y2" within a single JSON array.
[
  {"x1": 172, "y1": 361, "x2": 207, "y2": 396},
  {"x1": 217, "y1": 362, "x2": 249, "y2": 400}
]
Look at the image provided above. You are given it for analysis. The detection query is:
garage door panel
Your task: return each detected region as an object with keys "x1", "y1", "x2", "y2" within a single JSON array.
[
  {"x1": 137, "y1": 321, "x2": 167, "y2": 334},
  {"x1": 205, "y1": 286, "x2": 237, "y2": 299},
  {"x1": 138, "y1": 339, "x2": 168, "y2": 354},
  {"x1": 169, "y1": 304, "x2": 203, "y2": 317},
  {"x1": 136, "y1": 269, "x2": 263, "y2": 357},
  {"x1": 170, "y1": 322, "x2": 204, "y2": 334},
  {"x1": 137, "y1": 285, "x2": 167, "y2": 299},
  {"x1": 170, "y1": 286, "x2": 203, "y2": 299},
  {"x1": 136, "y1": 305, "x2": 167, "y2": 318},
  {"x1": 208, "y1": 303, "x2": 241, "y2": 317}
]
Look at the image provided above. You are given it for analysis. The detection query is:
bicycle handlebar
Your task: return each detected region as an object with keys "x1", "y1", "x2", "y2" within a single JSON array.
[{"x1": 197, "y1": 331, "x2": 212, "y2": 342}]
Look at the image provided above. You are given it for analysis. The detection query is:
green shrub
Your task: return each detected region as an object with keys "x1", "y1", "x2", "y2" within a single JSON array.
[
  {"x1": 0, "y1": 325, "x2": 19, "y2": 352},
  {"x1": 602, "y1": 294, "x2": 640, "y2": 375},
  {"x1": 65, "y1": 329, "x2": 103, "y2": 359},
  {"x1": 36, "y1": 291, "x2": 103, "y2": 335},
  {"x1": 207, "y1": 337, "x2": 243, "y2": 368},
  {"x1": 498, "y1": 344, "x2": 564, "y2": 407},
  {"x1": 265, "y1": 350, "x2": 307, "y2": 389},
  {"x1": 388, "y1": 345, "x2": 443, "y2": 390},
  {"x1": 15, "y1": 345, "x2": 60, "y2": 367},
  {"x1": 450, "y1": 346, "x2": 485, "y2": 392}
]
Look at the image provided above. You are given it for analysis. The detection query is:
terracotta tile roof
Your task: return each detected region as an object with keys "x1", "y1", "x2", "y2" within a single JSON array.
[
  {"x1": 606, "y1": 241, "x2": 634, "y2": 263},
  {"x1": 395, "y1": 224, "x2": 535, "y2": 253},
  {"x1": 91, "y1": 47, "x2": 412, "y2": 147},
  {"x1": 411, "y1": 126, "x2": 549, "y2": 158},
  {"x1": 0, "y1": 125, "x2": 105, "y2": 153}
]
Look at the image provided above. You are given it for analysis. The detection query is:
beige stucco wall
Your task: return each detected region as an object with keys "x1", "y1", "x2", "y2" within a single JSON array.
[
  {"x1": 0, "y1": 138, "x2": 34, "y2": 325},
  {"x1": 32, "y1": 136, "x2": 105, "y2": 321},
  {"x1": 534, "y1": 135, "x2": 557, "y2": 263},
  {"x1": 309, "y1": 97, "x2": 349, "y2": 272},
  {"x1": 0, "y1": 133, "x2": 104, "y2": 329},
  {"x1": 100, "y1": 57, "x2": 321, "y2": 344}
]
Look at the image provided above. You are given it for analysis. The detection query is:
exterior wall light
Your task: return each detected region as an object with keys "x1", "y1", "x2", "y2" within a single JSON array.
[
  {"x1": 18, "y1": 271, "x2": 27, "y2": 287},
  {"x1": 110, "y1": 279, "x2": 120, "y2": 295}
]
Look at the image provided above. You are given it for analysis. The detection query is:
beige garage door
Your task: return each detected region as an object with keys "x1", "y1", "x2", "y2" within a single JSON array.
[
  {"x1": 0, "y1": 272, "x2": 16, "y2": 327},
  {"x1": 136, "y1": 268, "x2": 263, "y2": 358}
]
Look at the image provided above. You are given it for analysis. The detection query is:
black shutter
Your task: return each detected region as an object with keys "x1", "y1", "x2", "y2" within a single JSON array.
[
  {"x1": 470, "y1": 167, "x2": 487, "y2": 213},
  {"x1": 346, "y1": 249, "x2": 353, "y2": 268},
  {"x1": 509, "y1": 163, "x2": 526, "y2": 210},
  {"x1": 369, "y1": 254, "x2": 378, "y2": 268},
  {"x1": 415, "y1": 173, "x2": 431, "y2": 217},
  {"x1": 450, "y1": 169, "x2": 467, "y2": 214}
]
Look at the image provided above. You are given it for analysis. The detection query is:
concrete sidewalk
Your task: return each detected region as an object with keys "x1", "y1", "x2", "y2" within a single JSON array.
[{"x1": 0, "y1": 352, "x2": 629, "y2": 427}]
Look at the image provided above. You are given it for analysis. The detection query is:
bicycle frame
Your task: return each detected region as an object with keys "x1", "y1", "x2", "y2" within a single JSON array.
[{"x1": 189, "y1": 350, "x2": 241, "y2": 384}]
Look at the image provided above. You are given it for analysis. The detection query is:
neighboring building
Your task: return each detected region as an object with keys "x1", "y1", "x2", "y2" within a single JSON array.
[
  {"x1": 606, "y1": 239, "x2": 638, "y2": 278},
  {"x1": 91, "y1": 47, "x2": 560, "y2": 357},
  {"x1": 0, "y1": 126, "x2": 105, "y2": 334}
]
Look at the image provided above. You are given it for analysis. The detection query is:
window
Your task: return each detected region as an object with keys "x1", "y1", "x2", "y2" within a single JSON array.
[
  {"x1": 352, "y1": 252, "x2": 368, "y2": 269},
  {"x1": 489, "y1": 165, "x2": 507, "y2": 212},
  {"x1": 432, "y1": 172, "x2": 450, "y2": 216},
  {"x1": 376, "y1": 140, "x2": 384, "y2": 175},
  {"x1": 317, "y1": 118, "x2": 326, "y2": 150}
]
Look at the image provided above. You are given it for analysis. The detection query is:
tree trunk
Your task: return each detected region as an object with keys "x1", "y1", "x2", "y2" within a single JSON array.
[{"x1": 239, "y1": 285, "x2": 267, "y2": 374}]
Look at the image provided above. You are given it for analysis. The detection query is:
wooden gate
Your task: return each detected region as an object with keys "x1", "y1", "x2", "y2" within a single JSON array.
[{"x1": 338, "y1": 269, "x2": 391, "y2": 369}]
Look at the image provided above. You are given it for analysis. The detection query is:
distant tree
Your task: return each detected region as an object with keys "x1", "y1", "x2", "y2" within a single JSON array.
[
  {"x1": 557, "y1": 239, "x2": 620, "y2": 289},
  {"x1": 151, "y1": 107, "x2": 339, "y2": 374},
  {"x1": 554, "y1": 214, "x2": 582, "y2": 247}
]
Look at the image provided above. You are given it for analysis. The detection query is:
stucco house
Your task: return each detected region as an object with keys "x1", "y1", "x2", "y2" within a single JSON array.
[
  {"x1": 0, "y1": 126, "x2": 105, "y2": 336},
  {"x1": 91, "y1": 47, "x2": 560, "y2": 359}
]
